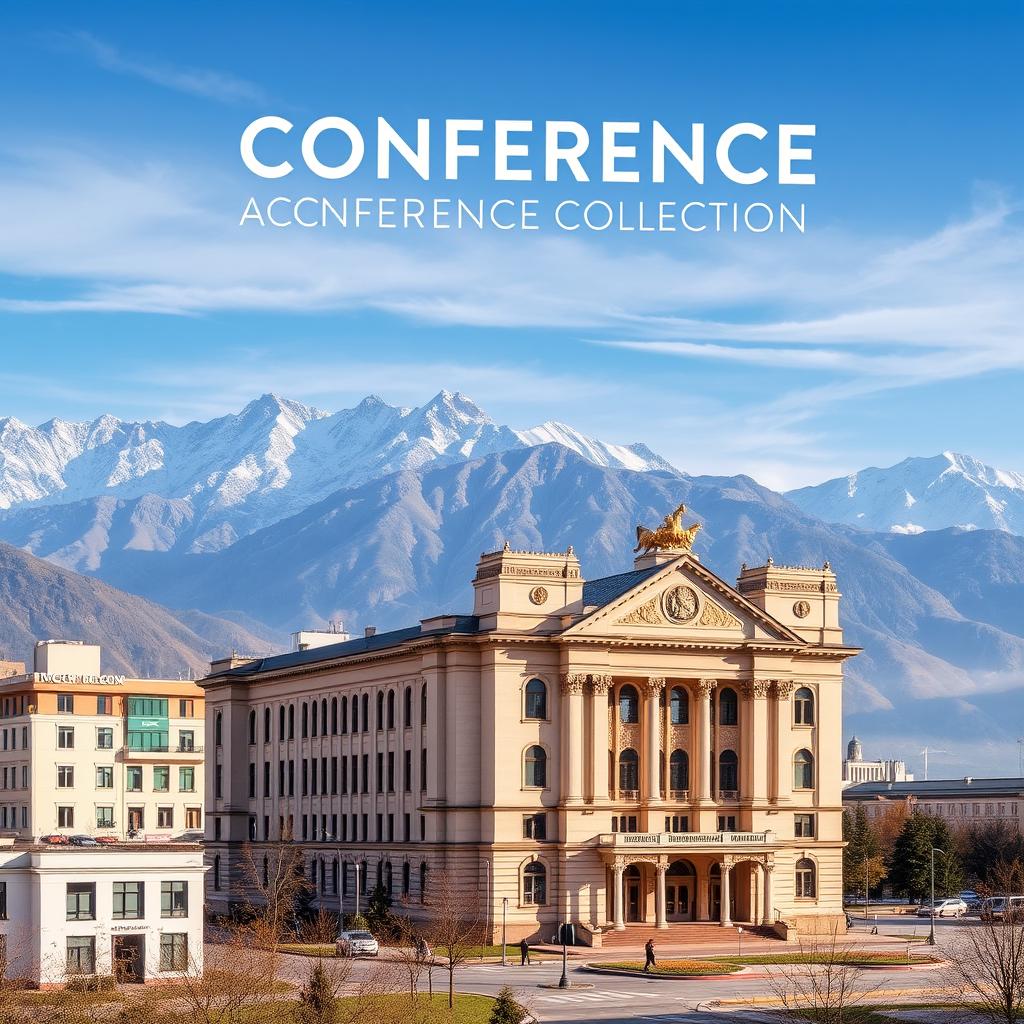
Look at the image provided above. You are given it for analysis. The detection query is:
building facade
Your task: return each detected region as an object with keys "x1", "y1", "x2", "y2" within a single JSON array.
[
  {"x1": 202, "y1": 520, "x2": 857, "y2": 942},
  {"x1": 0, "y1": 841, "x2": 205, "y2": 987},
  {"x1": 844, "y1": 777, "x2": 1024, "y2": 830},
  {"x1": 0, "y1": 641, "x2": 204, "y2": 841},
  {"x1": 842, "y1": 736, "x2": 912, "y2": 788}
]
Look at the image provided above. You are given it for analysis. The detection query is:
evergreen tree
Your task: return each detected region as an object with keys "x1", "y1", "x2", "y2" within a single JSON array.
[
  {"x1": 489, "y1": 985, "x2": 526, "y2": 1024},
  {"x1": 297, "y1": 961, "x2": 336, "y2": 1024},
  {"x1": 889, "y1": 813, "x2": 934, "y2": 901},
  {"x1": 365, "y1": 881, "x2": 393, "y2": 934},
  {"x1": 843, "y1": 805, "x2": 881, "y2": 897},
  {"x1": 932, "y1": 818, "x2": 965, "y2": 897}
]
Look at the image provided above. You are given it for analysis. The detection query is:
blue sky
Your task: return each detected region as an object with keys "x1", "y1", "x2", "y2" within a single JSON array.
[{"x1": 0, "y1": 1, "x2": 1021, "y2": 488}]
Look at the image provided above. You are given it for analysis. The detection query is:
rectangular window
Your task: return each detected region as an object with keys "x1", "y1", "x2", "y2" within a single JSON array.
[
  {"x1": 404, "y1": 750, "x2": 412, "y2": 792},
  {"x1": 795, "y1": 813, "x2": 816, "y2": 838},
  {"x1": 158, "y1": 806, "x2": 174, "y2": 829},
  {"x1": 179, "y1": 699, "x2": 194, "y2": 718},
  {"x1": 215, "y1": 764, "x2": 223, "y2": 799},
  {"x1": 420, "y1": 749, "x2": 427, "y2": 792},
  {"x1": 113, "y1": 881, "x2": 144, "y2": 920},
  {"x1": 66, "y1": 936, "x2": 96, "y2": 975},
  {"x1": 97, "y1": 695, "x2": 112, "y2": 715},
  {"x1": 128, "y1": 806, "x2": 144, "y2": 831},
  {"x1": 376, "y1": 753, "x2": 383, "y2": 791},
  {"x1": 57, "y1": 694, "x2": 74, "y2": 714},
  {"x1": 523, "y1": 813, "x2": 547, "y2": 841},
  {"x1": 57, "y1": 765, "x2": 74, "y2": 788},
  {"x1": 153, "y1": 766, "x2": 170, "y2": 792},
  {"x1": 249, "y1": 763, "x2": 256, "y2": 798},
  {"x1": 0, "y1": 881, "x2": 7, "y2": 919},
  {"x1": 362, "y1": 755, "x2": 369, "y2": 793},
  {"x1": 127, "y1": 766, "x2": 143, "y2": 792},
  {"x1": 96, "y1": 806, "x2": 114, "y2": 828},
  {"x1": 717, "y1": 815, "x2": 737, "y2": 832},
  {"x1": 387, "y1": 752, "x2": 395, "y2": 792},
  {"x1": 161, "y1": 881, "x2": 188, "y2": 918},
  {"x1": 66, "y1": 883, "x2": 96, "y2": 921},
  {"x1": 96, "y1": 766, "x2": 113, "y2": 789},
  {"x1": 263, "y1": 761, "x2": 271, "y2": 796},
  {"x1": 128, "y1": 697, "x2": 169, "y2": 718},
  {"x1": 58, "y1": 726, "x2": 75, "y2": 749},
  {"x1": 664, "y1": 815, "x2": 688, "y2": 833},
  {"x1": 160, "y1": 933, "x2": 189, "y2": 972},
  {"x1": 330, "y1": 757, "x2": 338, "y2": 795},
  {"x1": 185, "y1": 807, "x2": 202, "y2": 829},
  {"x1": 404, "y1": 813, "x2": 410, "y2": 842},
  {"x1": 178, "y1": 730, "x2": 195, "y2": 752},
  {"x1": 58, "y1": 806, "x2": 74, "y2": 828},
  {"x1": 179, "y1": 766, "x2": 195, "y2": 792},
  {"x1": 97, "y1": 727, "x2": 113, "y2": 749}
]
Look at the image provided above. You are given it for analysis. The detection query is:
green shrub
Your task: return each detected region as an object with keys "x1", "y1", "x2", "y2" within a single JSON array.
[
  {"x1": 489, "y1": 986, "x2": 526, "y2": 1024},
  {"x1": 297, "y1": 961, "x2": 336, "y2": 1024}
]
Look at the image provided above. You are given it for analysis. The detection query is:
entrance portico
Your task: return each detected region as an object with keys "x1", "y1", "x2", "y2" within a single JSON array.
[{"x1": 601, "y1": 831, "x2": 777, "y2": 930}]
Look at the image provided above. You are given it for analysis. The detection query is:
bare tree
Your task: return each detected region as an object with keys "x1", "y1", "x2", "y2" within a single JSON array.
[
  {"x1": 761, "y1": 926, "x2": 883, "y2": 1023},
  {"x1": 422, "y1": 868, "x2": 483, "y2": 1009},
  {"x1": 391, "y1": 914, "x2": 430, "y2": 999}
]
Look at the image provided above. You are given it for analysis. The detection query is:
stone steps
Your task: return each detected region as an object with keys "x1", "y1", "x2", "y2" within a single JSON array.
[{"x1": 599, "y1": 922, "x2": 781, "y2": 949}]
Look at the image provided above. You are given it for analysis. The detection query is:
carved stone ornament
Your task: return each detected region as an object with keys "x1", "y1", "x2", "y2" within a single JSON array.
[
  {"x1": 529, "y1": 586, "x2": 549, "y2": 605},
  {"x1": 793, "y1": 599, "x2": 811, "y2": 618},
  {"x1": 662, "y1": 585, "x2": 699, "y2": 623},
  {"x1": 589, "y1": 674, "x2": 613, "y2": 694},
  {"x1": 773, "y1": 680, "x2": 794, "y2": 700},
  {"x1": 740, "y1": 679, "x2": 773, "y2": 700},
  {"x1": 560, "y1": 672, "x2": 587, "y2": 696},
  {"x1": 643, "y1": 676, "x2": 666, "y2": 695},
  {"x1": 617, "y1": 596, "x2": 665, "y2": 625},
  {"x1": 697, "y1": 599, "x2": 741, "y2": 629},
  {"x1": 696, "y1": 678, "x2": 717, "y2": 699}
]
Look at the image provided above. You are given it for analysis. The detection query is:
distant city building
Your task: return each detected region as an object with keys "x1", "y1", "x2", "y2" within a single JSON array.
[
  {"x1": 0, "y1": 641, "x2": 205, "y2": 841},
  {"x1": 0, "y1": 840, "x2": 205, "y2": 987},
  {"x1": 842, "y1": 735, "x2": 912, "y2": 788},
  {"x1": 844, "y1": 777, "x2": 1024, "y2": 830},
  {"x1": 202, "y1": 508, "x2": 859, "y2": 942}
]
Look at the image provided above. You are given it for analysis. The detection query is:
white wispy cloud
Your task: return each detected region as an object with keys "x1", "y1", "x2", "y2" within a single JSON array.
[{"x1": 52, "y1": 31, "x2": 264, "y2": 103}]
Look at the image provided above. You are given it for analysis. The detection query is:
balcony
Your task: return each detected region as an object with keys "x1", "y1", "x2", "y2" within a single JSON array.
[
  {"x1": 670, "y1": 789, "x2": 690, "y2": 801},
  {"x1": 617, "y1": 790, "x2": 640, "y2": 802},
  {"x1": 122, "y1": 745, "x2": 204, "y2": 759},
  {"x1": 718, "y1": 789, "x2": 739, "y2": 801}
]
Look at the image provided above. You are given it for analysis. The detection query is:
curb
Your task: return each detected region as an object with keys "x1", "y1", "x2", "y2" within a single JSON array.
[{"x1": 583, "y1": 964, "x2": 750, "y2": 981}]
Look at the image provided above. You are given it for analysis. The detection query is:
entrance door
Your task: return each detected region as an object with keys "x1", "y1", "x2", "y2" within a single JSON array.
[
  {"x1": 112, "y1": 935, "x2": 145, "y2": 983},
  {"x1": 710, "y1": 880, "x2": 721, "y2": 921},
  {"x1": 667, "y1": 883, "x2": 692, "y2": 921},
  {"x1": 127, "y1": 807, "x2": 144, "y2": 832},
  {"x1": 627, "y1": 881, "x2": 641, "y2": 922}
]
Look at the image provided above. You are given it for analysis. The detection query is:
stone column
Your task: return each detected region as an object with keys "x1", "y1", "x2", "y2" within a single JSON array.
[
  {"x1": 613, "y1": 863, "x2": 625, "y2": 930},
  {"x1": 763, "y1": 862, "x2": 775, "y2": 925},
  {"x1": 696, "y1": 679, "x2": 716, "y2": 803},
  {"x1": 560, "y1": 673, "x2": 587, "y2": 805},
  {"x1": 742, "y1": 680, "x2": 772, "y2": 803},
  {"x1": 751, "y1": 864, "x2": 762, "y2": 926},
  {"x1": 773, "y1": 681, "x2": 794, "y2": 804},
  {"x1": 655, "y1": 861, "x2": 668, "y2": 929},
  {"x1": 720, "y1": 859, "x2": 733, "y2": 927},
  {"x1": 697, "y1": 866, "x2": 710, "y2": 921},
  {"x1": 589, "y1": 675, "x2": 612, "y2": 802},
  {"x1": 644, "y1": 678, "x2": 665, "y2": 804}
]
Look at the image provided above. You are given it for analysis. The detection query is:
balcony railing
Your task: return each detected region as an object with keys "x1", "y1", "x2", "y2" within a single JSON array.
[
  {"x1": 719, "y1": 789, "x2": 739, "y2": 801},
  {"x1": 618, "y1": 790, "x2": 640, "y2": 802},
  {"x1": 670, "y1": 789, "x2": 690, "y2": 801},
  {"x1": 124, "y1": 745, "x2": 204, "y2": 755}
]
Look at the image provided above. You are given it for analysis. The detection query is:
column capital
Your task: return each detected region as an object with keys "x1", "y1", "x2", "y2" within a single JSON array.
[
  {"x1": 589, "y1": 674, "x2": 613, "y2": 695},
  {"x1": 643, "y1": 676, "x2": 666, "y2": 696},
  {"x1": 560, "y1": 672, "x2": 588, "y2": 696},
  {"x1": 696, "y1": 678, "x2": 717, "y2": 699},
  {"x1": 740, "y1": 679, "x2": 773, "y2": 700},
  {"x1": 613, "y1": 859, "x2": 626, "y2": 874},
  {"x1": 773, "y1": 680, "x2": 794, "y2": 700},
  {"x1": 656, "y1": 861, "x2": 668, "y2": 876}
]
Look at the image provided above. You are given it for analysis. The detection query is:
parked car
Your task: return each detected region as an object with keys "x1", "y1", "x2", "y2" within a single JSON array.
[
  {"x1": 982, "y1": 896, "x2": 1024, "y2": 921},
  {"x1": 175, "y1": 830, "x2": 204, "y2": 843},
  {"x1": 39, "y1": 834, "x2": 70, "y2": 845},
  {"x1": 916, "y1": 897, "x2": 968, "y2": 918},
  {"x1": 68, "y1": 835, "x2": 99, "y2": 847},
  {"x1": 95, "y1": 835, "x2": 119, "y2": 845},
  {"x1": 336, "y1": 931, "x2": 379, "y2": 957}
]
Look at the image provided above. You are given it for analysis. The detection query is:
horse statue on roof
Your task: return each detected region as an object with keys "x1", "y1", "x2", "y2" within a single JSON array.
[{"x1": 634, "y1": 502, "x2": 701, "y2": 556}]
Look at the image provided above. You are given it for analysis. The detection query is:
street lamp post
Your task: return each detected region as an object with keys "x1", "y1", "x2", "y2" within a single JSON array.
[
  {"x1": 501, "y1": 897, "x2": 508, "y2": 966},
  {"x1": 558, "y1": 924, "x2": 570, "y2": 989},
  {"x1": 929, "y1": 847, "x2": 945, "y2": 946},
  {"x1": 864, "y1": 855, "x2": 869, "y2": 918},
  {"x1": 355, "y1": 860, "x2": 361, "y2": 919}
]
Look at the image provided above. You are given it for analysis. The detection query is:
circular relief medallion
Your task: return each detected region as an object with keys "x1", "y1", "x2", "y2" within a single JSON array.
[
  {"x1": 529, "y1": 586, "x2": 548, "y2": 605},
  {"x1": 662, "y1": 585, "x2": 699, "y2": 623},
  {"x1": 793, "y1": 599, "x2": 811, "y2": 618}
]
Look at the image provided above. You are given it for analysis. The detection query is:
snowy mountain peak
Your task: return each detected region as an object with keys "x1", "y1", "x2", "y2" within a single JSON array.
[{"x1": 787, "y1": 452, "x2": 1024, "y2": 535}]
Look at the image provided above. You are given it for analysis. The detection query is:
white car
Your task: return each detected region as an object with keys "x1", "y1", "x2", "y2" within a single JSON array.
[
  {"x1": 916, "y1": 897, "x2": 968, "y2": 918},
  {"x1": 336, "y1": 930, "x2": 379, "y2": 957}
]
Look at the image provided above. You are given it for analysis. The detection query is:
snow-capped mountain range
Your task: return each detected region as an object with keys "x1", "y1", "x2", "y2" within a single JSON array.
[{"x1": 786, "y1": 452, "x2": 1024, "y2": 536}]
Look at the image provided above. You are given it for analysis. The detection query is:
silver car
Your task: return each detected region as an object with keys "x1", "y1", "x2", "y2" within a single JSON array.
[
  {"x1": 916, "y1": 897, "x2": 967, "y2": 918},
  {"x1": 336, "y1": 930, "x2": 379, "y2": 957}
]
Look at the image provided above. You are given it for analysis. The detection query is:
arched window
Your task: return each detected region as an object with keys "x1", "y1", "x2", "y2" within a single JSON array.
[
  {"x1": 524, "y1": 746, "x2": 547, "y2": 788},
  {"x1": 794, "y1": 687, "x2": 815, "y2": 726},
  {"x1": 404, "y1": 687, "x2": 412, "y2": 728},
  {"x1": 794, "y1": 748, "x2": 815, "y2": 790},
  {"x1": 795, "y1": 858, "x2": 816, "y2": 898},
  {"x1": 421, "y1": 684, "x2": 428, "y2": 725},
  {"x1": 361, "y1": 694, "x2": 369, "y2": 732},
  {"x1": 719, "y1": 749, "x2": 738, "y2": 793},
  {"x1": 402, "y1": 861, "x2": 411, "y2": 897},
  {"x1": 670, "y1": 749, "x2": 689, "y2": 792},
  {"x1": 419, "y1": 862, "x2": 428, "y2": 904},
  {"x1": 719, "y1": 688, "x2": 738, "y2": 726},
  {"x1": 331, "y1": 698, "x2": 338, "y2": 735},
  {"x1": 387, "y1": 690, "x2": 395, "y2": 730},
  {"x1": 384, "y1": 861, "x2": 393, "y2": 896},
  {"x1": 341, "y1": 696, "x2": 348, "y2": 734},
  {"x1": 248, "y1": 710, "x2": 256, "y2": 744},
  {"x1": 342, "y1": 862, "x2": 349, "y2": 897},
  {"x1": 376, "y1": 692, "x2": 385, "y2": 730},
  {"x1": 215, "y1": 712, "x2": 223, "y2": 746},
  {"x1": 311, "y1": 700, "x2": 318, "y2": 737},
  {"x1": 319, "y1": 860, "x2": 326, "y2": 893},
  {"x1": 288, "y1": 704, "x2": 295, "y2": 740},
  {"x1": 618, "y1": 748, "x2": 639, "y2": 792},
  {"x1": 264, "y1": 707, "x2": 271, "y2": 743},
  {"x1": 213, "y1": 855, "x2": 221, "y2": 890},
  {"x1": 351, "y1": 696, "x2": 358, "y2": 732},
  {"x1": 619, "y1": 685, "x2": 639, "y2": 724},
  {"x1": 524, "y1": 679, "x2": 547, "y2": 720},
  {"x1": 279, "y1": 705, "x2": 285, "y2": 740},
  {"x1": 321, "y1": 699, "x2": 328, "y2": 733},
  {"x1": 332, "y1": 858, "x2": 339, "y2": 895},
  {"x1": 669, "y1": 687, "x2": 688, "y2": 725},
  {"x1": 523, "y1": 862, "x2": 547, "y2": 905},
  {"x1": 301, "y1": 702, "x2": 309, "y2": 738}
]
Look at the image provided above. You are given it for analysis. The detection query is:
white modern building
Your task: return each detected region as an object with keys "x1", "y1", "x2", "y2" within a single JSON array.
[
  {"x1": 841, "y1": 736, "x2": 912, "y2": 788},
  {"x1": 0, "y1": 841, "x2": 205, "y2": 987}
]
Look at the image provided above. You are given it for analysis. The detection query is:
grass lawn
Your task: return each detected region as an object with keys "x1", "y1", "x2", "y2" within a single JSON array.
[
  {"x1": 590, "y1": 958, "x2": 744, "y2": 976},
  {"x1": 436, "y1": 944, "x2": 557, "y2": 960},
  {"x1": 713, "y1": 951, "x2": 941, "y2": 966},
  {"x1": 336, "y1": 992, "x2": 498, "y2": 1022},
  {"x1": 14, "y1": 989, "x2": 127, "y2": 1007},
  {"x1": 277, "y1": 942, "x2": 338, "y2": 957}
]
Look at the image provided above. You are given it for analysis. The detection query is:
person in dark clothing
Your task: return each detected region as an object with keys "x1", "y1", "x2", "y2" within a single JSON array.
[
  {"x1": 643, "y1": 938, "x2": 656, "y2": 972},
  {"x1": 520, "y1": 938, "x2": 531, "y2": 965}
]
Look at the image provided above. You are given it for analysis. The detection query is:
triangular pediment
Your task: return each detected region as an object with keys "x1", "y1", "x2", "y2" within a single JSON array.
[{"x1": 563, "y1": 554, "x2": 805, "y2": 644}]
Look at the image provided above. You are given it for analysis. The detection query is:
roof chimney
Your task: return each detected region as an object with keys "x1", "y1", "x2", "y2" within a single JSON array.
[{"x1": 364, "y1": 626, "x2": 376, "y2": 638}]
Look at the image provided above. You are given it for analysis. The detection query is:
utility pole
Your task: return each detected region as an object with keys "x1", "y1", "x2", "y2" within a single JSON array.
[
  {"x1": 1017, "y1": 737, "x2": 1024, "y2": 776},
  {"x1": 918, "y1": 747, "x2": 948, "y2": 782},
  {"x1": 501, "y1": 897, "x2": 508, "y2": 966}
]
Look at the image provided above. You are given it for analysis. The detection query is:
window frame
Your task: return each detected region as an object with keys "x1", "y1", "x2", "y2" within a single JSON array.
[
  {"x1": 522, "y1": 860, "x2": 547, "y2": 906},
  {"x1": 794, "y1": 687, "x2": 815, "y2": 726},
  {"x1": 66, "y1": 883, "x2": 96, "y2": 922},
  {"x1": 113, "y1": 881, "x2": 144, "y2": 920},
  {"x1": 161, "y1": 880, "x2": 189, "y2": 918},
  {"x1": 523, "y1": 745, "x2": 548, "y2": 789},
  {"x1": 523, "y1": 678, "x2": 548, "y2": 721},
  {"x1": 795, "y1": 858, "x2": 817, "y2": 899}
]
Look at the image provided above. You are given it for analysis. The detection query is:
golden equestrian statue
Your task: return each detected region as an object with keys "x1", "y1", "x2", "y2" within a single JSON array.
[{"x1": 634, "y1": 502, "x2": 701, "y2": 555}]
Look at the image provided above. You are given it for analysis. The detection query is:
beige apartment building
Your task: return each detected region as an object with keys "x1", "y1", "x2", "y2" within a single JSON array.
[
  {"x1": 202, "y1": 511, "x2": 856, "y2": 943},
  {"x1": 0, "y1": 641, "x2": 205, "y2": 841}
]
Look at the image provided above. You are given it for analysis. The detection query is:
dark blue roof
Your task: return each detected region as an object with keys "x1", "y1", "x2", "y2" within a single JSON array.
[
  {"x1": 212, "y1": 616, "x2": 480, "y2": 679},
  {"x1": 582, "y1": 564, "x2": 663, "y2": 607},
  {"x1": 845, "y1": 778, "x2": 1024, "y2": 798}
]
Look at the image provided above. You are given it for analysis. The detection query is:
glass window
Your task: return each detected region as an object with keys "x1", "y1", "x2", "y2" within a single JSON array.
[
  {"x1": 618, "y1": 685, "x2": 639, "y2": 723},
  {"x1": 669, "y1": 687, "x2": 688, "y2": 724},
  {"x1": 66, "y1": 936, "x2": 95, "y2": 975},
  {"x1": 58, "y1": 726, "x2": 75, "y2": 749},
  {"x1": 178, "y1": 730, "x2": 195, "y2": 752},
  {"x1": 160, "y1": 933, "x2": 188, "y2": 972},
  {"x1": 97, "y1": 727, "x2": 113, "y2": 749},
  {"x1": 795, "y1": 813, "x2": 816, "y2": 838},
  {"x1": 719, "y1": 688, "x2": 738, "y2": 725},
  {"x1": 161, "y1": 880, "x2": 188, "y2": 918},
  {"x1": 0, "y1": 881, "x2": 6, "y2": 919},
  {"x1": 153, "y1": 766, "x2": 170, "y2": 792},
  {"x1": 158, "y1": 807, "x2": 174, "y2": 829},
  {"x1": 58, "y1": 806, "x2": 74, "y2": 828},
  {"x1": 523, "y1": 862, "x2": 546, "y2": 905},
  {"x1": 97, "y1": 695, "x2": 112, "y2": 715},
  {"x1": 57, "y1": 765, "x2": 74, "y2": 788},
  {"x1": 794, "y1": 688, "x2": 815, "y2": 725},
  {"x1": 127, "y1": 766, "x2": 143, "y2": 791},
  {"x1": 57, "y1": 694, "x2": 74, "y2": 714},
  {"x1": 96, "y1": 806, "x2": 114, "y2": 828},
  {"x1": 796, "y1": 858, "x2": 817, "y2": 898},
  {"x1": 113, "y1": 881, "x2": 144, "y2": 920},
  {"x1": 618, "y1": 748, "x2": 639, "y2": 792},
  {"x1": 179, "y1": 699, "x2": 194, "y2": 718},
  {"x1": 794, "y1": 749, "x2": 815, "y2": 790},
  {"x1": 66, "y1": 883, "x2": 95, "y2": 921},
  {"x1": 524, "y1": 679, "x2": 547, "y2": 720},
  {"x1": 96, "y1": 766, "x2": 113, "y2": 789},
  {"x1": 523, "y1": 812, "x2": 547, "y2": 841},
  {"x1": 524, "y1": 746, "x2": 547, "y2": 788},
  {"x1": 179, "y1": 766, "x2": 195, "y2": 792},
  {"x1": 670, "y1": 749, "x2": 689, "y2": 791},
  {"x1": 719, "y1": 750, "x2": 738, "y2": 793}
]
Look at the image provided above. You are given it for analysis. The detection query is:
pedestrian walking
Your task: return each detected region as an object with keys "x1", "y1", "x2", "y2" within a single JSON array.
[
  {"x1": 643, "y1": 937, "x2": 656, "y2": 973},
  {"x1": 520, "y1": 938, "x2": 531, "y2": 965}
]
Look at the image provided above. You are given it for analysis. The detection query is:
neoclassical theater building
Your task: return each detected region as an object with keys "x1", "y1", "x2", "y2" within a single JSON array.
[{"x1": 202, "y1": 509, "x2": 857, "y2": 942}]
